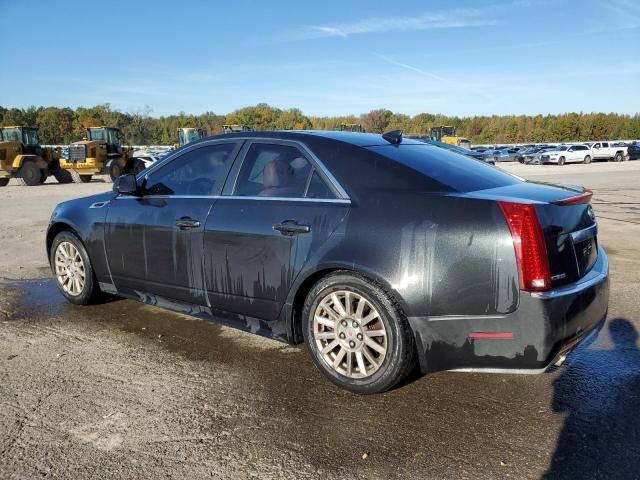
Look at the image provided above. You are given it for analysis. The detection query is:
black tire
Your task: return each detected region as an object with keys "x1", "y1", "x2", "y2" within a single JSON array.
[
  {"x1": 79, "y1": 175, "x2": 92, "y2": 183},
  {"x1": 558, "y1": 156, "x2": 566, "y2": 166},
  {"x1": 583, "y1": 155, "x2": 591, "y2": 164},
  {"x1": 105, "y1": 159, "x2": 123, "y2": 183},
  {"x1": 18, "y1": 160, "x2": 41, "y2": 186},
  {"x1": 39, "y1": 169, "x2": 48, "y2": 184},
  {"x1": 0, "y1": 178, "x2": 9, "y2": 187},
  {"x1": 53, "y1": 168, "x2": 73, "y2": 184},
  {"x1": 302, "y1": 271, "x2": 416, "y2": 394},
  {"x1": 50, "y1": 230, "x2": 101, "y2": 305},
  {"x1": 615, "y1": 152, "x2": 624, "y2": 162}
]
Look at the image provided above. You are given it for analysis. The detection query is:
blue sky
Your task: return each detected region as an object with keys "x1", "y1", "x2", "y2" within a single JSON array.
[{"x1": 1, "y1": 0, "x2": 639, "y2": 117}]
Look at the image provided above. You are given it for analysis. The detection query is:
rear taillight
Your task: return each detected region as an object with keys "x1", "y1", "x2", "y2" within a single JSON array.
[{"x1": 498, "y1": 201, "x2": 551, "y2": 292}]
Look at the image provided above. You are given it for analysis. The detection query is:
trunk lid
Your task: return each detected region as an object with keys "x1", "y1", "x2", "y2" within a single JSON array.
[{"x1": 460, "y1": 181, "x2": 598, "y2": 288}]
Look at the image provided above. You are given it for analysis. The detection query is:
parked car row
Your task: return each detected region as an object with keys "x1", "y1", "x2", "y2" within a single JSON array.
[{"x1": 472, "y1": 141, "x2": 640, "y2": 165}]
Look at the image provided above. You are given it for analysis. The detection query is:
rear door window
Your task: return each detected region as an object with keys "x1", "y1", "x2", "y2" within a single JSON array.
[
  {"x1": 368, "y1": 144, "x2": 521, "y2": 193},
  {"x1": 234, "y1": 143, "x2": 312, "y2": 198}
]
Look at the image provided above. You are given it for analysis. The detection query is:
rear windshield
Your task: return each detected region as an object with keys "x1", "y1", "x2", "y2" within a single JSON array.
[{"x1": 368, "y1": 144, "x2": 521, "y2": 193}]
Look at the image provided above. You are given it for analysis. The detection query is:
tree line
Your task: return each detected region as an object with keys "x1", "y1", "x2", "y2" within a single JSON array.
[{"x1": 1, "y1": 103, "x2": 639, "y2": 145}]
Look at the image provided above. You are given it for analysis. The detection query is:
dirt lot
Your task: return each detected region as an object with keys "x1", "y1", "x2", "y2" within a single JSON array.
[{"x1": 1, "y1": 163, "x2": 639, "y2": 479}]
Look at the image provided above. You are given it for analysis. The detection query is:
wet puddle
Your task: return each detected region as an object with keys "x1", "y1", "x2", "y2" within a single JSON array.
[{"x1": 1, "y1": 277, "x2": 300, "y2": 367}]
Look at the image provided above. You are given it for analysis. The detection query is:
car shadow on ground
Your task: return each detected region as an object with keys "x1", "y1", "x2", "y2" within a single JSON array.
[{"x1": 543, "y1": 318, "x2": 640, "y2": 479}]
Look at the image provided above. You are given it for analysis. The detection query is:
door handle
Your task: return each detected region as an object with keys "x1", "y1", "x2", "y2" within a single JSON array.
[
  {"x1": 273, "y1": 220, "x2": 311, "y2": 236},
  {"x1": 175, "y1": 217, "x2": 201, "y2": 230}
]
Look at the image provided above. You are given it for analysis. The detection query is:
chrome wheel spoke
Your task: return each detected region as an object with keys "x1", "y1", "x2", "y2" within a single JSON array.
[
  {"x1": 333, "y1": 347, "x2": 347, "y2": 369},
  {"x1": 364, "y1": 337, "x2": 386, "y2": 355},
  {"x1": 321, "y1": 340, "x2": 339, "y2": 355},
  {"x1": 355, "y1": 351, "x2": 367, "y2": 375},
  {"x1": 346, "y1": 351, "x2": 353, "y2": 376},
  {"x1": 361, "y1": 311, "x2": 379, "y2": 326},
  {"x1": 354, "y1": 296, "x2": 365, "y2": 319},
  {"x1": 331, "y1": 293, "x2": 346, "y2": 316},
  {"x1": 315, "y1": 316, "x2": 335, "y2": 329},
  {"x1": 365, "y1": 328, "x2": 386, "y2": 338}
]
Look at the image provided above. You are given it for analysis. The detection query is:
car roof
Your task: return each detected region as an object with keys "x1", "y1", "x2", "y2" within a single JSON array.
[{"x1": 198, "y1": 130, "x2": 426, "y2": 147}]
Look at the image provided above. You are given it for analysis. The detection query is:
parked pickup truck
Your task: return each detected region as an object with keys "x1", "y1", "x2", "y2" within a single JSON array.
[{"x1": 591, "y1": 141, "x2": 629, "y2": 162}]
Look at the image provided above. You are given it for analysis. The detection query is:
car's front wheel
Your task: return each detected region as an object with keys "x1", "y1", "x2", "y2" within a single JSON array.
[
  {"x1": 303, "y1": 272, "x2": 415, "y2": 394},
  {"x1": 50, "y1": 231, "x2": 101, "y2": 305}
]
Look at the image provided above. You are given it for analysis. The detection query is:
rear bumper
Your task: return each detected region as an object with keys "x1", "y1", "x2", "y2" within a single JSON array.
[{"x1": 408, "y1": 246, "x2": 609, "y2": 374}]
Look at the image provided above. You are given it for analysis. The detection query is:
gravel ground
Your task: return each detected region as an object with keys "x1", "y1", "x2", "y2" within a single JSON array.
[{"x1": 1, "y1": 162, "x2": 639, "y2": 479}]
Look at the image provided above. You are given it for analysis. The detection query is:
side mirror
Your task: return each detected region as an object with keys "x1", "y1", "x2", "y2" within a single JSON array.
[{"x1": 113, "y1": 174, "x2": 138, "y2": 195}]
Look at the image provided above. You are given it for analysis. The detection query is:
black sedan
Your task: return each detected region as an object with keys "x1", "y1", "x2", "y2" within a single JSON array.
[{"x1": 47, "y1": 131, "x2": 609, "y2": 393}]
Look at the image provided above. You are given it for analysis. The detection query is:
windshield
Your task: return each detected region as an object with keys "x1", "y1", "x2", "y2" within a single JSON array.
[
  {"x1": 22, "y1": 128, "x2": 39, "y2": 146},
  {"x1": 88, "y1": 128, "x2": 122, "y2": 144},
  {"x1": 0, "y1": 127, "x2": 21, "y2": 142},
  {"x1": 87, "y1": 128, "x2": 107, "y2": 141},
  {"x1": 553, "y1": 146, "x2": 568, "y2": 151}
]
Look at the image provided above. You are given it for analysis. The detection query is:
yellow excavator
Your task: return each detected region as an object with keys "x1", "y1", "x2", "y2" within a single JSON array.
[
  {"x1": 0, "y1": 126, "x2": 61, "y2": 186},
  {"x1": 176, "y1": 127, "x2": 206, "y2": 148},
  {"x1": 429, "y1": 126, "x2": 471, "y2": 149},
  {"x1": 59, "y1": 126, "x2": 144, "y2": 183}
]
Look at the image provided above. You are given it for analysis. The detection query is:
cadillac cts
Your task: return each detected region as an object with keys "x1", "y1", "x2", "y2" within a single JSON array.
[{"x1": 47, "y1": 131, "x2": 609, "y2": 393}]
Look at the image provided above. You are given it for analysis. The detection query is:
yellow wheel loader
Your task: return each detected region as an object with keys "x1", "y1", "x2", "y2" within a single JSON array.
[
  {"x1": 429, "y1": 126, "x2": 471, "y2": 149},
  {"x1": 0, "y1": 126, "x2": 61, "y2": 186},
  {"x1": 59, "y1": 127, "x2": 144, "y2": 183}
]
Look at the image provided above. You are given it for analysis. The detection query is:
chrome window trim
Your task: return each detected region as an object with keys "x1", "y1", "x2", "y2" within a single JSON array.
[
  {"x1": 222, "y1": 196, "x2": 350, "y2": 204},
  {"x1": 114, "y1": 194, "x2": 350, "y2": 204}
]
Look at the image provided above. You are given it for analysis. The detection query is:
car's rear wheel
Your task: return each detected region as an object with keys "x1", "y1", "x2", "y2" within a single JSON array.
[
  {"x1": 50, "y1": 231, "x2": 101, "y2": 305},
  {"x1": 303, "y1": 272, "x2": 415, "y2": 394},
  {"x1": 583, "y1": 155, "x2": 591, "y2": 164},
  {"x1": 558, "y1": 156, "x2": 566, "y2": 166},
  {"x1": 0, "y1": 178, "x2": 9, "y2": 187},
  {"x1": 615, "y1": 152, "x2": 624, "y2": 162}
]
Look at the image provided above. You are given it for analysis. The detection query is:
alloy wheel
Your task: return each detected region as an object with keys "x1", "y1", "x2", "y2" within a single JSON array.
[
  {"x1": 313, "y1": 290, "x2": 388, "y2": 379},
  {"x1": 54, "y1": 241, "x2": 86, "y2": 296}
]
